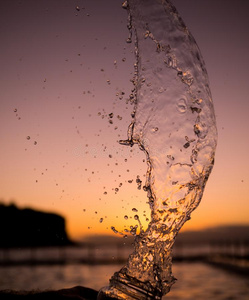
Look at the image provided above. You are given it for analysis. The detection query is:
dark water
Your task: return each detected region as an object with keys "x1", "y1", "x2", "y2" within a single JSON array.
[{"x1": 0, "y1": 262, "x2": 248, "y2": 299}]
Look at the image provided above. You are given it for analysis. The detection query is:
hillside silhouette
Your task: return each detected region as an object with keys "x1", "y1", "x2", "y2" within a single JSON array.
[{"x1": 0, "y1": 203, "x2": 73, "y2": 248}]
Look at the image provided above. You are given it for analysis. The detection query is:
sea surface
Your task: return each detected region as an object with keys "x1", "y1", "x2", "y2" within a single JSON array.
[{"x1": 0, "y1": 261, "x2": 248, "y2": 300}]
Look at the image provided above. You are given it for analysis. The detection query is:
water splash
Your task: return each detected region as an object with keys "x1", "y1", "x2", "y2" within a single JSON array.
[{"x1": 99, "y1": 0, "x2": 217, "y2": 299}]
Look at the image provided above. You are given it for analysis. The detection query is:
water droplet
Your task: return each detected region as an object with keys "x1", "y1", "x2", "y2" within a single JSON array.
[
  {"x1": 183, "y1": 142, "x2": 190, "y2": 148},
  {"x1": 152, "y1": 127, "x2": 158, "y2": 132},
  {"x1": 14, "y1": 108, "x2": 17, "y2": 112},
  {"x1": 99, "y1": 218, "x2": 103, "y2": 223},
  {"x1": 134, "y1": 215, "x2": 139, "y2": 220},
  {"x1": 132, "y1": 208, "x2": 138, "y2": 212},
  {"x1": 124, "y1": 215, "x2": 128, "y2": 220},
  {"x1": 34, "y1": 141, "x2": 37, "y2": 145},
  {"x1": 76, "y1": 6, "x2": 80, "y2": 11},
  {"x1": 26, "y1": 136, "x2": 30, "y2": 140},
  {"x1": 177, "y1": 98, "x2": 187, "y2": 113},
  {"x1": 136, "y1": 176, "x2": 142, "y2": 190},
  {"x1": 111, "y1": 226, "x2": 118, "y2": 234},
  {"x1": 122, "y1": 1, "x2": 128, "y2": 9}
]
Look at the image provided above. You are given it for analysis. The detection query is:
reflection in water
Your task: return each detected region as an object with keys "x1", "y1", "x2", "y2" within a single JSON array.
[
  {"x1": 100, "y1": 0, "x2": 217, "y2": 299},
  {"x1": 0, "y1": 263, "x2": 248, "y2": 300}
]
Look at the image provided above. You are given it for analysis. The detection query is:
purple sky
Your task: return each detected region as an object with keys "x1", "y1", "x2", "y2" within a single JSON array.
[{"x1": 0, "y1": 0, "x2": 249, "y2": 239}]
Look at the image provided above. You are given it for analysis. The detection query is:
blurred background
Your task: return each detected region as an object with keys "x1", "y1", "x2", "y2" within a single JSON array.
[{"x1": 0, "y1": 0, "x2": 249, "y2": 299}]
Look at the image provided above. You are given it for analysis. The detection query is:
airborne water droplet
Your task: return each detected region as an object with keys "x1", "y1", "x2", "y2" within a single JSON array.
[
  {"x1": 99, "y1": 218, "x2": 103, "y2": 223},
  {"x1": 122, "y1": 1, "x2": 128, "y2": 9},
  {"x1": 111, "y1": 226, "x2": 118, "y2": 234},
  {"x1": 177, "y1": 98, "x2": 187, "y2": 113}
]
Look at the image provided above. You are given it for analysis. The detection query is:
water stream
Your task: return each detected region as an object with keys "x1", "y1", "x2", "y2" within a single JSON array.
[{"x1": 99, "y1": 0, "x2": 217, "y2": 299}]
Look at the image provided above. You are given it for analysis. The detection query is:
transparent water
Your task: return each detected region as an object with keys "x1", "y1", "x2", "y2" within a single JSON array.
[
  {"x1": 101, "y1": 0, "x2": 217, "y2": 299},
  {"x1": 1, "y1": 263, "x2": 248, "y2": 300}
]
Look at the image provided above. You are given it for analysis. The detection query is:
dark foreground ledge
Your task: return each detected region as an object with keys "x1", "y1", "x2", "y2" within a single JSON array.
[
  {"x1": 0, "y1": 286, "x2": 118, "y2": 300},
  {"x1": 0, "y1": 286, "x2": 98, "y2": 300}
]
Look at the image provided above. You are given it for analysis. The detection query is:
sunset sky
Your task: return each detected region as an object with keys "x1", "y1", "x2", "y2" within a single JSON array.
[{"x1": 1, "y1": 0, "x2": 249, "y2": 240}]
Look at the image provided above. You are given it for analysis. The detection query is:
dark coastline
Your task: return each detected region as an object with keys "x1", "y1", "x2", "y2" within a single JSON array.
[{"x1": 0, "y1": 203, "x2": 73, "y2": 248}]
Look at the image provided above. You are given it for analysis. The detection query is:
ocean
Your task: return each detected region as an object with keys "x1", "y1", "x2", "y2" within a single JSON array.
[
  {"x1": 0, "y1": 245, "x2": 249, "y2": 299},
  {"x1": 0, "y1": 261, "x2": 249, "y2": 299}
]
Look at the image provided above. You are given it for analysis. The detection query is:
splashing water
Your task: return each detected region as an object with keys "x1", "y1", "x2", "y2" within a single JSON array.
[{"x1": 99, "y1": 0, "x2": 217, "y2": 299}]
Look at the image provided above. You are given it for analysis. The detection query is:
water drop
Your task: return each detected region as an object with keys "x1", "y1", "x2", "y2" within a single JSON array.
[
  {"x1": 14, "y1": 108, "x2": 17, "y2": 112},
  {"x1": 124, "y1": 215, "x2": 128, "y2": 220},
  {"x1": 26, "y1": 136, "x2": 30, "y2": 140},
  {"x1": 111, "y1": 226, "x2": 118, "y2": 234},
  {"x1": 177, "y1": 98, "x2": 187, "y2": 113},
  {"x1": 136, "y1": 176, "x2": 142, "y2": 190},
  {"x1": 99, "y1": 218, "x2": 103, "y2": 223},
  {"x1": 122, "y1": 1, "x2": 128, "y2": 9},
  {"x1": 75, "y1": 6, "x2": 80, "y2": 11},
  {"x1": 132, "y1": 208, "x2": 138, "y2": 212}
]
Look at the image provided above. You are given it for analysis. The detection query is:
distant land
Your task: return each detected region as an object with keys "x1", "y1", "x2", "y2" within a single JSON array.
[
  {"x1": 80, "y1": 225, "x2": 249, "y2": 247},
  {"x1": 1, "y1": 202, "x2": 248, "y2": 249},
  {"x1": 0, "y1": 203, "x2": 73, "y2": 248}
]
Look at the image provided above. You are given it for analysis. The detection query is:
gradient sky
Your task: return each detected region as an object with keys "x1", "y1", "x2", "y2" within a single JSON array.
[{"x1": 1, "y1": 0, "x2": 249, "y2": 240}]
